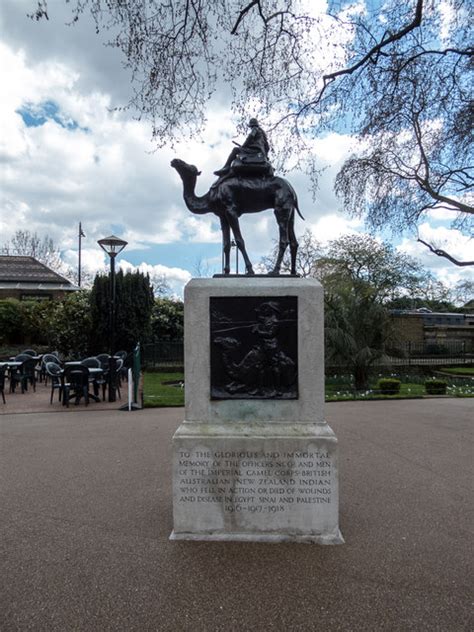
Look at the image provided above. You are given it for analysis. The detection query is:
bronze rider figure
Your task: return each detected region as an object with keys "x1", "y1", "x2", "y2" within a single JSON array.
[{"x1": 214, "y1": 118, "x2": 270, "y2": 177}]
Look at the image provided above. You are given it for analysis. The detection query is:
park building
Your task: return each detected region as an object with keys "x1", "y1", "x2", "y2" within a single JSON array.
[
  {"x1": 0, "y1": 255, "x2": 78, "y2": 301},
  {"x1": 390, "y1": 308, "x2": 474, "y2": 356}
]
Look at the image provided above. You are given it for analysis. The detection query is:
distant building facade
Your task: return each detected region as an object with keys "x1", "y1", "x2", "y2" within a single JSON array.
[
  {"x1": 0, "y1": 256, "x2": 78, "y2": 301},
  {"x1": 391, "y1": 309, "x2": 474, "y2": 354}
]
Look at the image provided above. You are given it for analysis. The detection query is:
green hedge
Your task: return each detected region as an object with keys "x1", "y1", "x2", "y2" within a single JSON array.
[
  {"x1": 425, "y1": 379, "x2": 447, "y2": 395},
  {"x1": 377, "y1": 378, "x2": 401, "y2": 394}
]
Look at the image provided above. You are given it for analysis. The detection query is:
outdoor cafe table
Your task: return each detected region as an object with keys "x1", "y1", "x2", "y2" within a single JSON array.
[
  {"x1": 61, "y1": 365, "x2": 104, "y2": 404},
  {"x1": 1, "y1": 361, "x2": 31, "y2": 394},
  {"x1": 0, "y1": 361, "x2": 22, "y2": 369}
]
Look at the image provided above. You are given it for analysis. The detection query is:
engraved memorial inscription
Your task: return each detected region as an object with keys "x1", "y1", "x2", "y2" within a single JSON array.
[{"x1": 176, "y1": 447, "x2": 334, "y2": 514}]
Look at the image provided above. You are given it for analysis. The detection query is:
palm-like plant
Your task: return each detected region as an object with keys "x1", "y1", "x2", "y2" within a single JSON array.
[{"x1": 325, "y1": 280, "x2": 392, "y2": 390}]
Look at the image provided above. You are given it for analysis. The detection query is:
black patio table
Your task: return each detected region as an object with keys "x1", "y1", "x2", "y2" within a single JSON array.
[{"x1": 61, "y1": 366, "x2": 104, "y2": 404}]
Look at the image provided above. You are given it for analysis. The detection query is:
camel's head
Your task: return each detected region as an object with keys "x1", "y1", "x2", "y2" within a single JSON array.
[{"x1": 170, "y1": 158, "x2": 202, "y2": 180}]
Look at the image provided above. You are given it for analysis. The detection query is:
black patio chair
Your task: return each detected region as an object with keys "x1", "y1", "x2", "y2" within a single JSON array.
[
  {"x1": 45, "y1": 361, "x2": 63, "y2": 404},
  {"x1": 10, "y1": 358, "x2": 37, "y2": 393},
  {"x1": 63, "y1": 365, "x2": 90, "y2": 407},
  {"x1": 81, "y1": 357, "x2": 102, "y2": 397},
  {"x1": 22, "y1": 349, "x2": 37, "y2": 356},
  {"x1": 40, "y1": 354, "x2": 63, "y2": 384},
  {"x1": 0, "y1": 366, "x2": 6, "y2": 404},
  {"x1": 114, "y1": 350, "x2": 129, "y2": 382},
  {"x1": 14, "y1": 354, "x2": 33, "y2": 362},
  {"x1": 96, "y1": 354, "x2": 111, "y2": 369},
  {"x1": 81, "y1": 357, "x2": 100, "y2": 368},
  {"x1": 9, "y1": 355, "x2": 30, "y2": 392},
  {"x1": 114, "y1": 358, "x2": 123, "y2": 399},
  {"x1": 95, "y1": 357, "x2": 123, "y2": 401}
]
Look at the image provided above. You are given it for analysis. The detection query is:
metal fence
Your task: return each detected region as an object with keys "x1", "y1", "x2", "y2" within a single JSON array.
[
  {"x1": 142, "y1": 340, "x2": 184, "y2": 368},
  {"x1": 388, "y1": 340, "x2": 472, "y2": 366},
  {"x1": 143, "y1": 339, "x2": 472, "y2": 371},
  {"x1": 327, "y1": 340, "x2": 473, "y2": 370}
]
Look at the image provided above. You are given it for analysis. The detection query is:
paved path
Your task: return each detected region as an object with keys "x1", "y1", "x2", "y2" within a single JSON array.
[
  {"x1": 1, "y1": 380, "x2": 121, "y2": 414},
  {"x1": 1, "y1": 399, "x2": 472, "y2": 631}
]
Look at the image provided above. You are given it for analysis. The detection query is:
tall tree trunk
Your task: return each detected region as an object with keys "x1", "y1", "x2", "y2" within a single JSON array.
[{"x1": 354, "y1": 365, "x2": 369, "y2": 391}]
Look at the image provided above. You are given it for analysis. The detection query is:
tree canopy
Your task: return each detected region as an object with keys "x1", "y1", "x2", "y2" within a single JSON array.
[
  {"x1": 263, "y1": 230, "x2": 441, "y2": 303},
  {"x1": 151, "y1": 297, "x2": 184, "y2": 341},
  {"x1": 89, "y1": 269, "x2": 155, "y2": 352},
  {"x1": 31, "y1": 0, "x2": 473, "y2": 262}
]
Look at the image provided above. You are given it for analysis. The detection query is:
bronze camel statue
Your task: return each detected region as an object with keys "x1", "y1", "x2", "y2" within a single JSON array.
[{"x1": 170, "y1": 158, "x2": 304, "y2": 275}]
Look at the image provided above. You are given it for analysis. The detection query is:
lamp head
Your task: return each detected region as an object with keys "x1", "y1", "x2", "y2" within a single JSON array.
[{"x1": 97, "y1": 235, "x2": 128, "y2": 258}]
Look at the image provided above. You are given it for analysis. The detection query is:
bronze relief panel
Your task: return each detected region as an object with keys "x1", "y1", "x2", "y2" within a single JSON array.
[{"x1": 210, "y1": 296, "x2": 298, "y2": 399}]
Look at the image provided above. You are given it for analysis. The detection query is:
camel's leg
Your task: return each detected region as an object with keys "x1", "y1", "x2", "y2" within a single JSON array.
[
  {"x1": 220, "y1": 217, "x2": 231, "y2": 274},
  {"x1": 288, "y1": 210, "x2": 299, "y2": 275},
  {"x1": 271, "y1": 207, "x2": 290, "y2": 275},
  {"x1": 226, "y1": 210, "x2": 254, "y2": 275}
]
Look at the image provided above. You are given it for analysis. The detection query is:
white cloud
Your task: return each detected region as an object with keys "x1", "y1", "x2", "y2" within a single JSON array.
[
  {"x1": 62, "y1": 247, "x2": 106, "y2": 274},
  {"x1": 119, "y1": 259, "x2": 191, "y2": 296},
  {"x1": 0, "y1": 1, "x2": 469, "y2": 299},
  {"x1": 308, "y1": 214, "x2": 364, "y2": 243}
]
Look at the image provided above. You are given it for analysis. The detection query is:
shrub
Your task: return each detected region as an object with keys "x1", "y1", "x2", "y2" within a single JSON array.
[
  {"x1": 0, "y1": 299, "x2": 23, "y2": 344},
  {"x1": 49, "y1": 291, "x2": 92, "y2": 359},
  {"x1": 425, "y1": 379, "x2": 447, "y2": 395},
  {"x1": 377, "y1": 378, "x2": 401, "y2": 395}
]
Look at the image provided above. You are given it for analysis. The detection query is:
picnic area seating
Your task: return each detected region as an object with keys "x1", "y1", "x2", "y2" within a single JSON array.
[
  {"x1": 10, "y1": 358, "x2": 37, "y2": 394},
  {"x1": 1, "y1": 349, "x2": 132, "y2": 409},
  {"x1": 63, "y1": 365, "x2": 91, "y2": 407},
  {"x1": 45, "y1": 361, "x2": 63, "y2": 404}
]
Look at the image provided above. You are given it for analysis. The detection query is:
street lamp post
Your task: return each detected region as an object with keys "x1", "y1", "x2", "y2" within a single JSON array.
[
  {"x1": 78, "y1": 222, "x2": 85, "y2": 287},
  {"x1": 97, "y1": 235, "x2": 128, "y2": 402}
]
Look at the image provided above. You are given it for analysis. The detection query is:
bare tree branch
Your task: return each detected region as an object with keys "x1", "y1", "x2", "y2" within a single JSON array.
[
  {"x1": 231, "y1": 0, "x2": 259, "y2": 35},
  {"x1": 417, "y1": 238, "x2": 474, "y2": 266}
]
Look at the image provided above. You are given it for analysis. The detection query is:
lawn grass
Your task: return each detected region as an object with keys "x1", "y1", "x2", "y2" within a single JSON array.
[
  {"x1": 325, "y1": 382, "x2": 425, "y2": 401},
  {"x1": 439, "y1": 367, "x2": 474, "y2": 376},
  {"x1": 143, "y1": 372, "x2": 184, "y2": 407},
  {"x1": 144, "y1": 371, "x2": 474, "y2": 407}
]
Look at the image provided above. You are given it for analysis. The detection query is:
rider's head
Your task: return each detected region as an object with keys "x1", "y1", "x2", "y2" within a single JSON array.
[{"x1": 248, "y1": 118, "x2": 259, "y2": 127}]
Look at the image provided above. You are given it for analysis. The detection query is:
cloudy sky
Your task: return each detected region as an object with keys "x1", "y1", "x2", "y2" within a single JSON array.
[{"x1": 0, "y1": 0, "x2": 471, "y2": 297}]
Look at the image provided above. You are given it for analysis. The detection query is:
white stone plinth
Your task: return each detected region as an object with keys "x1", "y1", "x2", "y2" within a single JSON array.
[{"x1": 171, "y1": 277, "x2": 343, "y2": 544}]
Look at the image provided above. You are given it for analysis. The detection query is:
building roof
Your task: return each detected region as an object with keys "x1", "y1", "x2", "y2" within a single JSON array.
[{"x1": 0, "y1": 255, "x2": 77, "y2": 291}]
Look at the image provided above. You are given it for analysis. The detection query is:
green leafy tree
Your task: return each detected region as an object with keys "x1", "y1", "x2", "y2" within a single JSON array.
[
  {"x1": 0, "y1": 299, "x2": 24, "y2": 345},
  {"x1": 151, "y1": 298, "x2": 184, "y2": 341},
  {"x1": 49, "y1": 291, "x2": 92, "y2": 359},
  {"x1": 325, "y1": 281, "x2": 393, "y2": 390},
  {"x1": 322, "y1": 234, "x2": 432, "y2": 303},
  {"x1": 385, "y1": 296, "x2": 457, "y2": 313},
  {"x1": 19, "y1": 300, "x2": 59, "y2": 347},
  {"x1": 89, "y1": 270, "x2": 155, "y2": 353},
  {"x1": 0, "y1": 298, "x2": 58, "y2": 348},
  {"x1": 263, "y1": 232, "x2": 431, "y2": 302}
]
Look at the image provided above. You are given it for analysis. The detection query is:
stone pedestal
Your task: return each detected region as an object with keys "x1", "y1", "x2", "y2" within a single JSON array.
[{"x1": 170, "y1": 277, "x2": 343, "y2": 544}]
